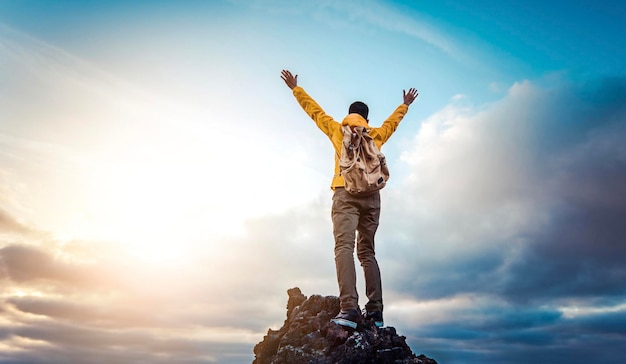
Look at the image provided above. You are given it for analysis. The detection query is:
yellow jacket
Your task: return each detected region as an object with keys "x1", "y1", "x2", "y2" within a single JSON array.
[{"x1": 292, "y1": 86, "x2": 409, "y2": 189}]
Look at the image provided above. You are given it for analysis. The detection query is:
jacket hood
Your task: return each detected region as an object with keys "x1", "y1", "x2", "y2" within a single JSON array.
[{"x1": 341, "y1": 113, "x2": 369, "y2": 128}]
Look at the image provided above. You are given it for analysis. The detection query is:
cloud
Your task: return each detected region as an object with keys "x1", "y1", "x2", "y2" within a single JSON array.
[
  {"x1": 0, "y1": 201, "x2": 338, "y2": 363},
  {"x1": 1, "y1": 76, "x2": 625, "y2": 363},
  {"x1": 369, "y1": 77, "x2": 626, "y2": 362},
  {"x1": 0, "y1": 248, "x2": 254, "y2": 363},
  {"x1": 1, "y1": 245, "x2": 89, "y2": 285},
  {"x1": 2, "y1": 18, "x2": 625, "y2": 362},
  {"x1": 0, "y1": 208, "x2": 31, "y2": 235},
  {"x1": 383, "y1": 77, "x2": 626, "y2": 298}
]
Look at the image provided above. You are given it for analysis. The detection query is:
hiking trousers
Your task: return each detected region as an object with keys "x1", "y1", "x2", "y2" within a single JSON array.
[{"x1": 331, "y1": 187, "x2": 383, "y2": 313}]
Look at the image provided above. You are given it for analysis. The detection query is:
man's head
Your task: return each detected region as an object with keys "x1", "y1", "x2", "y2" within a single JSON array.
[{"x1": 349, "y1": 101, "x2": 369, "y2": 121}]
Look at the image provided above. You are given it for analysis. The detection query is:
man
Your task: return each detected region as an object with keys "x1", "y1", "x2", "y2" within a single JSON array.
[{"x1": 280, "y1": 69, "x2": 418, "y2": 329}]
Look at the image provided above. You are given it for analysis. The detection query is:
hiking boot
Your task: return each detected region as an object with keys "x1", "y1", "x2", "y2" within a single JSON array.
[
  {"x1": 364, "y1": 310, "x2": 384, "y2": 327},
  {"x1": 331, "y1": 309, "x2": 360, "y2": 329}
]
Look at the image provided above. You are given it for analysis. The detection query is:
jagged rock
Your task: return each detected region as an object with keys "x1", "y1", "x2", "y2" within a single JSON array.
[{"x1": 253, "y1": 288, "x2": 437, "y2": 364}]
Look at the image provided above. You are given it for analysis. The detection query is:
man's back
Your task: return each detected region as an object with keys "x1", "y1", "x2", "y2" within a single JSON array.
[{"x1": 280, "y1": 69, "x2": 418, "y2": 329}]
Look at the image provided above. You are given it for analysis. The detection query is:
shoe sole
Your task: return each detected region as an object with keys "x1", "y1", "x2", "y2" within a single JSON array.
[{"x1": 331, "y1": 318, "x2": 358, "y2": 329}]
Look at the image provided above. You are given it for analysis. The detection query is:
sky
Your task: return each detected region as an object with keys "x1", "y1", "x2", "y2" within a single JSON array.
[{"x1": 1, "y1": 0, "x2": 625, "y2": 363}]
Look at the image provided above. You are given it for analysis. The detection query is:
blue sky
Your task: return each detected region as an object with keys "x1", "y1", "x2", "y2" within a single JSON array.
[{"x1": 1, "y1": 1, "x2": 625, "y2": 363}]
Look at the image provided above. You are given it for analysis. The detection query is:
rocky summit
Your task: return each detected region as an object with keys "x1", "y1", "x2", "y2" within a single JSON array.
[{"x1": 253, "y1": 287, "x2": 437, "y2": 364}]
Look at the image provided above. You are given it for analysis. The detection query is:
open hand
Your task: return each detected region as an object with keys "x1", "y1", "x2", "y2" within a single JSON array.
[
  {"x1": 281, "y1": 70, "x2": 298, "y2": 89},
  {"x1": 403, "y1": 88, "x2": 418, "y2": 106}
]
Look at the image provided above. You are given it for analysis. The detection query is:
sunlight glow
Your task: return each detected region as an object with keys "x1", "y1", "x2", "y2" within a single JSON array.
[
  {"x1": 386, "y1": 294, "x2": 491, "y2": 325},
  {"x1": 0, "y1": 336, "x2": 54, "y2": 352},
  {"x1": 49, "y1": 120, "x2": 299, "y2": 264},
  {"x1": 559, "y1": 302, "x2": 626, "y2": 318},
  {"x1": 7, "y1": 289, "x2": 45, "y2": 299}
]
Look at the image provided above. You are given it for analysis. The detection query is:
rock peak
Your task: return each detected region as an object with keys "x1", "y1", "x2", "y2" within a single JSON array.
[{"x1": 253, "y1": 288, "x2": 437, "y2": 364}]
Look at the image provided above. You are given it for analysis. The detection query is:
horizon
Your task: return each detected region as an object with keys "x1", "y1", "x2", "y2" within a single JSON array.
[{"x1": 1, "y1": 1, "x2": 626, "y2": 363}]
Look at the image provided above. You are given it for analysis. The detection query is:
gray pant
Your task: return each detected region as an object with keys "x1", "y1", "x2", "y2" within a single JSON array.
[{"x1": 331, "y1": 187, "x2": 383, "y2": 312}]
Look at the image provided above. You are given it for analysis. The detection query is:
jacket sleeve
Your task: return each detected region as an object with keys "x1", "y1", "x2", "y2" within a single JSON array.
[
  {"x1": 292, "y1": 86, "x2": 339, "y2": 138},
  {"x1": 374, "y1": 104, "x2": 409, "y2": 144}
]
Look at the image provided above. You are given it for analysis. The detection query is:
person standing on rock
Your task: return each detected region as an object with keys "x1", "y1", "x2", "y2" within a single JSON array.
[{"x1": 280, "y1": 69, "x2": 418, "y2": 329}]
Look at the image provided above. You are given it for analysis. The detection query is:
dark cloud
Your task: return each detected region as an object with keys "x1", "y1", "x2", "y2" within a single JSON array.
[
  {"x1": 402, "y1": 302, "x2": 626, "y2": 364},
  {"x1": 499, "y1": 81, "x2": 626, "y2": 303},
  {"x1": 5, "y1": 320, "x2": 252, "y2": 363},
  {"x1": 375, "y1": 77, "x2": 626, "y2": 363},
  {"x1": 412, "y1": 333, "x2": 626, "y2": 364},
  {"x1": 0, "y1": 244, "x2": 96, "y2": 287},
  {"x1": 503, "y1": 207, "x2": 626, "y2": 303},
  {"x1": 574, "y1": 310, "x2": 626, "y2": 335},
  {"x1": 7, "y1": 297, "x2": 162, "y2": 329},
  {"x1": 385, "y1": 77, "x2": 626, "y2": 301}
]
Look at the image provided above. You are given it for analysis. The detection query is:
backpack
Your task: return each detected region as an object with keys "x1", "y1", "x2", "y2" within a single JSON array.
[{"x1": 339, "y1": 125, "x2": 390, "y2": 196}]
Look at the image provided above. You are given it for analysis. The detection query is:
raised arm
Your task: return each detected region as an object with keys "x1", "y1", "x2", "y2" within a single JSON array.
[
  {"x1": 281, "y1": 69, "x2": 339, "y2": 138},
  {"x1": 375, "y1": 87, "x2": 419, "y2": 143}
]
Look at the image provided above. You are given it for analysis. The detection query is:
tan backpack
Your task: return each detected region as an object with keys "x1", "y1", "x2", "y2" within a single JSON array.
[{"x1": 339, "y1": 125, "x2": 390, "y2": 196}]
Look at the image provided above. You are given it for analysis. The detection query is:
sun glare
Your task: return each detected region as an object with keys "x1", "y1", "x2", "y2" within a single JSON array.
[{"x1": 47, "y1": 123, "x2": 299, "y2": 265}]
